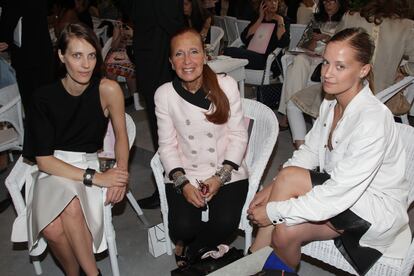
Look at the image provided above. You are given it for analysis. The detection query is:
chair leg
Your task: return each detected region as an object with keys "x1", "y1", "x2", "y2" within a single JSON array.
[
  {"x1": 126, "y1": 191, "x2": 150, "y2": 227},
  {"x1": 244, "y1": 226, "x2": 253, "y2": 255},
  {"x1": 32, "y1": 260, "x2": 42, "y2": 275},
  {"x1": 161, "y1": 211, "x2": 173, "y2": 256},
  {"x1": 104, "y1": 204, "x2": 120, "y2": 276}
]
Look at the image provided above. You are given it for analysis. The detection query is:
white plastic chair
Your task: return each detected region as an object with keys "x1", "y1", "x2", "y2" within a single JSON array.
[
  {"x1": 5, "y1": 113, "x2": 146, "y2": 276},
  {"x1": 223, "y1": 16, "x2": 240, "y2": 46},
  {"x1": 0, "y1": 83, "x2": 24, "y2": 161},
  {"x1": 213, "y1": 15, "x2": 227, "y2": 42},
  {"x1": 209, "y1": 26, "x2": 224, "y2": 56},
  {"x1": 150, "y1": 98, "x2": 279, "y2": 255},
  {"x1": 236, "y1": 19, "x2": 250, "y2": 37},
  {"x1": 301, "y1": 123, "x2": 414, "y2": 276}
]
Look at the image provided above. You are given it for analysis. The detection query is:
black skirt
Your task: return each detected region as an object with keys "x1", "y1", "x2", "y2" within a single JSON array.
[{"x1": 309, "y1": 170, "x2": 382, "y2": 275}]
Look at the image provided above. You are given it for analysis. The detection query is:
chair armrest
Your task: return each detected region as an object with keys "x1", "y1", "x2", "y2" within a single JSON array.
[
  {"x1": 229, "y1": 38, "x2": 244, "y2": 48},
  {"x1": 262, "y1": 48, "x2": 282, "y2": 84},
  {"x1": 375, "y1": 76, "x2": 414, "y2": 103}
]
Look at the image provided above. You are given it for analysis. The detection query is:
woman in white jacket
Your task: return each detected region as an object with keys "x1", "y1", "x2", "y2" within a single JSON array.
[{"x1": 247, "y1": 28, "x2": 410, "y2": 275}]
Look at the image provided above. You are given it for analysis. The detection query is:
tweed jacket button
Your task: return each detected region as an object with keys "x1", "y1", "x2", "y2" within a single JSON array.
[
  {"x1": 186, "y1": 119, "x2": 191, "y2": 125},
  {"x1": 210, "y1": 162, "x2": 215, "y2": 167},
  {"x1": 188, "y1": 135, "x2": 194, "y2": 140},
  {"x1": 208, "y1": 148, "x2": 215, "y2": 153},
  {"x1": 191, "y1": 150, "x2": 197, "y2": 154},
  {"x1": 192, "y1": 164, "x2": 198, "y2": 168},
  {"x1": 207, "y1": 132, "x2": 213, "y2": 138}
]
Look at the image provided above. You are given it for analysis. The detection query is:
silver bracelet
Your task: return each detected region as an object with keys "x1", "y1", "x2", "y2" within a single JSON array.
[
  {"x1": 214, "y1": 166, "x2": 232, "y2": 186},
  {"x1": 173, "y1": 174, "x2": 189, "y2": 193}
]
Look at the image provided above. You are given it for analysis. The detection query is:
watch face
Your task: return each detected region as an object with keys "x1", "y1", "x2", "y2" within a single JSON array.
[{"x1": 86, "y1": 174, "x2": 92, "y2": 180}]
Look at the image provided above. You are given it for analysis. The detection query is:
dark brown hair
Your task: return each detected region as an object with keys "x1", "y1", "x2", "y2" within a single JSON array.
[
  {"x1": 354, "y1": 0, "x2": 412, "y2": 25},
  {"x1": 329, "y1": 27, "x2": 375, "y2": 90},
  {"x1": 170, "y1": 27, "x2": 230, "y2": 124},
  {"x1": 57, "y1": 23, "x2": 104, "y2": 78}
]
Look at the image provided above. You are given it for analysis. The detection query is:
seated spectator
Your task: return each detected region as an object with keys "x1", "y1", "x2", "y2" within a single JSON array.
[
  {"x1": 248, "y1": 28, "x2": 410, "y2": 275},
  {"x1": 287, "y1": 0, "x2": 414, "y2": 148},
  {"x1": 23, "y1": 23, "x2": 129, "y2": 276},
  {"x1": 104, "y1": 15, "x2": 136, "y2": 95},
  {"x1": 278, "y1": 0, "x2": 348, "y2": 149},
  {"x1": 296, "y1": 0, "x2": 315, "y2": 25},
  {"x1": 184, "y1": 0, "x2": 213, "y2": 43},
  {"x1": 156, "y1": 27, "x2": 248, "y2": 271},
  {"x1": 223, "y1": 0, "x2": 290, "y2": 75}
]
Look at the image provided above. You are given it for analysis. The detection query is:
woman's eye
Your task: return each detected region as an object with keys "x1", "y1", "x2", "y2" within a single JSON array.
[
  {"x1": 322, "y1": 60, "x2": 328, "y2": 66},
  {"x1": 190, "y1": 49, "x2": 199, "y2": 55},
  {"x1": 88, "y1": 53, "x2": 97, "y2": 59},
  {"x1": 336, "y1": 65, "x2": 345, "y2": 70},
  {"x1": 72, "y1": 53, "x2": 81, "y2": 59},
  {"x1": 175, "y1": 51, "x2": 183, "y2": 57}
]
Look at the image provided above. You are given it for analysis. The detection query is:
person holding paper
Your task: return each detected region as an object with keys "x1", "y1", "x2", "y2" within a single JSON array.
[
  {"x1": 23, "y1": 23, "x2": 129, "y2": 276},
  {"x1": 156, "y1": 27, "x2": 249, "y2": 272},
  {"x1": 223, "y1": 0, "x2": 290, "y2": 73}
]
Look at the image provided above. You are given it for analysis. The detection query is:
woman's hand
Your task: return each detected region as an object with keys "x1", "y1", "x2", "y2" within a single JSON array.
[
  {"x1": 182, "y1": 183, "x2": 205, "y2": 208},
  {"x1": 202, "y1": 176, "x2": 222, "y2": 202},
  {"x1": 105, "y1": 186, "x2": 127, "y2": 205},
  {"x1": 94, "y1": 167, "x2": 129, "y2": 188},
  {"x1": 258, "y1": 1, "x2": 268, "y2": 21},
  {"x1": 247, "y1": 204, "x2": 272, "y2": 227},
  {"x1": 248, "y1": 184, "x2": 272, "y2": 210},
  {"x1": 0, "y1": 42, "x2": 8, "y2": 52}
]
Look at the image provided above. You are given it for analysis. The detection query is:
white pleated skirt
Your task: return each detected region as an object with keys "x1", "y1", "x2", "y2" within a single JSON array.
[{"x1": 27, "y1": 150, "x2": 107, "y2": 254}]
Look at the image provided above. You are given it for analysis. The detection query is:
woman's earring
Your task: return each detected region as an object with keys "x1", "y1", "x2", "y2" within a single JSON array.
[{"x1": 204, "y1": 59, "x2": 207, "y2": 65}]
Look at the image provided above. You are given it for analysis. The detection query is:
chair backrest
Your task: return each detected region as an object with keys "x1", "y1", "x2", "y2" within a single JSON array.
[
  {"x1": 223, "y1": 16, "x2": 239, "y2": 46},
  {"x1": 241, "y1": 98, "x2": 278, "y2": 202},
  {"x1": 289, "y1": 24, "x2": 307, "y2": 50},
  {"x1": 209, "y1": 26, "x2": 224, "y2": 56},
  {"x1": 100, "y1": 113, "x2": 136, "y2": 159},
  {"x1": 396, "y1": 124, "x2": 414, "y2": 206},
  {"x1": 213, "y1": 15, "x2": 227, "y2": 41},
  {"x1": 102, "y1": 37, "x2": 113, "y2": 61},
  {"x1": 0, "y1": 83, "x2": 24, "y2": 145},
  {"x1": 236, "y1": 19, "x2": 250, "y2": 37},
  {"x1": 95, "y1": 25, "x2": 108, "y2": 46}
]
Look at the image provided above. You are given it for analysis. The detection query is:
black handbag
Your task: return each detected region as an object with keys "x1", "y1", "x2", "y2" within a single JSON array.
[
  {"x1": 310, "y1": 62, "x2": 322, "y2": 82},
  {"x1": 256, "y1": 83, "x2": 282, "y2": 110}
]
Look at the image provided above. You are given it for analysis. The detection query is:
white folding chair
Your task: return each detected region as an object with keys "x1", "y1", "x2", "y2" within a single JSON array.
[
  {"x1": 150, "y1": 98, "x2": 279, "y2": 255},
  {"x1": 209, "y1": 26, "x2": 224, "y2": 56},
  {"x1": 5, "y1": 113, "x2": 146, "y2": 276},
  {"x1": 223, "y1": 16, "x2": 240, "y2": 46},
  {"x1": 236, "y1": 19, "x2": 250, "y2": 37},
  {"x1": 288, "y1": 24, "x2": 307, "y2": 51},
  {"x1": 0, "y1": 83, "x2": 24, "y2": 162},
  {"x1": 301, "y1": 123, "x2": 414, "y2": 276}
]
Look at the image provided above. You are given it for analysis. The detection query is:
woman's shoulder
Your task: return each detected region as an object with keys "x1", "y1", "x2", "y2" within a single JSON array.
[{"x1": 154, "y1": 81, "x2": 175, "y2": 99}]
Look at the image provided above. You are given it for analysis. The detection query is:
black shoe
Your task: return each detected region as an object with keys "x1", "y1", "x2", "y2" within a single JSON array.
[
  {"x1": 0, "y1": 197, "x2": 11, "y2": 213},
  {"x1": 137, "y1": 191, "x2": 160, "y2": 209}
]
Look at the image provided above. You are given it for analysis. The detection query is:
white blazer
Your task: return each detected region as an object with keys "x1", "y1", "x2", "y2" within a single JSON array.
[{"x1": 267, "y1": 85, "x2": 410, "y2": 258}]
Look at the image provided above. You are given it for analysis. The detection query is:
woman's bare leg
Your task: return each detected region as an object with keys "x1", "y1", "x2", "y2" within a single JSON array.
[
  {"x1": 60, "y1": 198, "x2": 99, "y2": 276},
  {"x1": 42, "y1": 217, "x2": 79, "y2": 276},
  {"x1": 272, "y1": 221, "x2": 340, "y2": 268},
  {"x1": 126, "y1": 77, "x2": 137, "y2": 95}
]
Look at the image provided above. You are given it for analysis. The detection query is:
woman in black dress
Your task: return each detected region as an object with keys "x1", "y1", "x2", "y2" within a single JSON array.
[{"x1": 24, "y1": 23, "x2": 129, "y2": 276}]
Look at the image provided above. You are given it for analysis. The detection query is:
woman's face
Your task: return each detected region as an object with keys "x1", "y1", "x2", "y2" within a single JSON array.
[
  {"x1": 321, "y1": 40, "x2": 370, "y2": 96},
  {"x1": 170, "y1": 31, "x2": 205, "y2": 87},
  {"x1": 323, "y1": 0, "x2": 339, "y2": 17},
  {"x1": 58, "y1": 37, "x2": 97, "y2": 85},
  {"x1": 264, "y1": 0, "x2": 279, "y2": 14},
  {"x1": 183, "y1": 0, "x2": 192, "y2": 16}
]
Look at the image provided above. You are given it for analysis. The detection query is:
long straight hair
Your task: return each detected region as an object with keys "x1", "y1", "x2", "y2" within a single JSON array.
[{"x1": 170, "y1": 27, "x2": 230, "y2": 124}]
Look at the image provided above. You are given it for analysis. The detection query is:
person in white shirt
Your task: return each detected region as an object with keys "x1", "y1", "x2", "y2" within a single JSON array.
[
  {"x1": 247, "y1": 27, "x2": 410, "y2": 275},
  {"x1": 296, "y1": 0, "x2": 315, "y2": 25}
]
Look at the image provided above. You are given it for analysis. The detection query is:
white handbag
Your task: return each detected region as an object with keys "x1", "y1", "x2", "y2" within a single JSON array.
[{"x1": 148, "y1": 223, "x2": 168, "y2": 258}]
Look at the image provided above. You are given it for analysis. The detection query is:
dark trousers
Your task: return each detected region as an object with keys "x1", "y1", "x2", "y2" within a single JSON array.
[
  {"x1": 223, "y1": 47, "x2": 266, "y2": 70},
  {"x1": 166, "y1": 179, "x2": 248, "y2": 256}
]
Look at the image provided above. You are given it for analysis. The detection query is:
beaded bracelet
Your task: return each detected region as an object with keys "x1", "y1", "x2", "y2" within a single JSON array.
[{"x1": 214, "y1": 166, "x2": 232, "y2": 186}]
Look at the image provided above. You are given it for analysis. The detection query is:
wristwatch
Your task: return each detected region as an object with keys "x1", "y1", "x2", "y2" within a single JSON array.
[{"x1": 83, "y1": 168, "x2": 96, "y2": 186}]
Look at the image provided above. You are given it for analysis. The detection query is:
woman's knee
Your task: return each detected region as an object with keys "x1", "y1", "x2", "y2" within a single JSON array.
[
  {"x1": 271, "y1": 226, "x2": 296, "y2": 250},
  {"x1": 42, "y1": 217, "x2": 65, "y2": 242},
  {"x1": 61, "y1": 198, "x2": 83, "y2": 220},
  {"x1": 273, "y1": 167, "x2": 311, "y2": 198}
]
